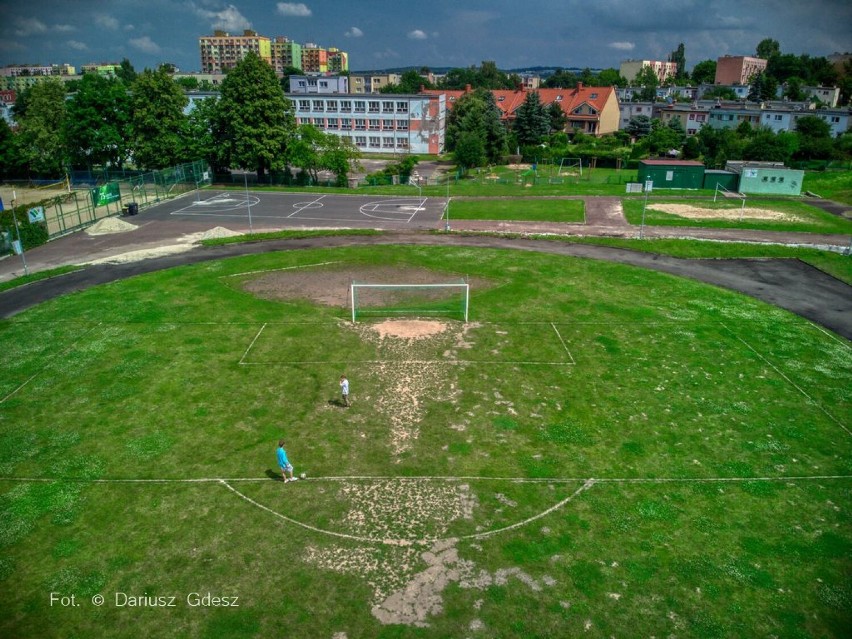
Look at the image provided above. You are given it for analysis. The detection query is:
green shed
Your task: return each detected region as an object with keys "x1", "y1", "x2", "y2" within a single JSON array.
[
  {"x1": 725, "y1": 161, "x2": 804, "y2": 196},
  {"x1": 638, "y1": 160, "x2": 705, "y2": 189},
  {"x1": 703, "y1": 169, "x2": 739, "y2": 191}
]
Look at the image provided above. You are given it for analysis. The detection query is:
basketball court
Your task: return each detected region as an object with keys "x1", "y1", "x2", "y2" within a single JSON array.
[{"x1": 147, "y1": 190, "x2": 446, "y2": 230}]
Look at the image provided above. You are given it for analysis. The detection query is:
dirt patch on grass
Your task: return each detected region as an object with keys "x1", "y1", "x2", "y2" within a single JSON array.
[
  {"x1": 242, "y1": 264, "x2": 491, "y2": 309},
  {"x1": 650, "y1": 202, "x2": 803, "y2": 221}
]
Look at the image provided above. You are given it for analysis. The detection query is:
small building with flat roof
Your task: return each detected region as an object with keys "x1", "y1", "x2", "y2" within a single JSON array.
[{"x1": 637, "y1": 160, "x2": 706, "y2": 189}]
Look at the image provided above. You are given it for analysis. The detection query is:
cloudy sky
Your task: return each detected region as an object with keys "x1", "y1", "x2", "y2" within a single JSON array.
[{"x1": 0, "y1": 0, "x2": 849, "y2": 73}]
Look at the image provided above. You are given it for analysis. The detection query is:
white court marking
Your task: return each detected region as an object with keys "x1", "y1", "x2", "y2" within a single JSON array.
[{"x1": 4, "y1": 475, "x2": 848, "y2": 546}]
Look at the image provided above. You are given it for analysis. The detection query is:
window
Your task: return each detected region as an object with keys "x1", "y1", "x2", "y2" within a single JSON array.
[
  {"x1": 382, "y1": 102, "x2": 394, "y2": 113},
  {"x1": 355, "y1": 135, "x2": 367, "y2": 146},
  {"x1": 498, "y1": 96, "x2": 505, "y2": 102},
  {"x1": 368, "y1": 101, "x2": 380, "y2": 113},
  {"x1": 340, "y1": 100, "x2": 351, "y2": 111},
  {"x1": 383, "y1": 119, "x2": 394, "y2": 130},
  {"x1": 397, "y1": 137, "x2": 409, "y2": 148},
  {"x1": 556, "y1": 95, "x2": 563, "y2": 102},
  {"x1": 327, "y1": 118, "x2": 338, "y2": 129},
  {"x1": 762, "y1": 176, "x2": 769, "y2": 182},
  {"x1": 355, "y1": 119, "x2": 366, "y2": 130},
  {"x1": 396, "y1": 101, "x2": 408, "y2": 112},
  {"x1": 778, "y1": 176, "x2": 784, "y2": 183},
  {"x1": 298, "y1": 100, "x2": 310, "y2": 111},
  {"x1": 341, "y1": 118, "x2": 351, "y2": 129},
  {"x1": 312, "y1": 100, "x2": 324, "y2": 111},
  {"x1": 397, "y1": 121, "x2": 408, "y2": 131},
  {"x1": 774, "y1": 115, "x2": 783, "y2": 121},
  {"x1": 770, "y1": 176, "x2": 777, "y2": 183},
  {"x1": 369, "y1": 119, "x2": 380, "y2": 130},
  {"x1": 297, "y1": 80, "x2": 306, "y2": 87},
  {"x1": 369, "y1": 136, "x2": 381, "y2": 147},
  {"x1": 382, "y1": 137, "x2": 395, "y2": 148},
  {"x1": 354, "y1": 101, "x2": 366, "y2": 112},
  {"x1": 831, "y1": 116, "x2": 840, "y2": 123},
  {"x1": 689, "y1": 114, "x2": 695, "y2": 120},
  {"x1": 326, "y1": 101, "x2": 338, "y2": 112},
  {"x1": 590, "y1": 93, "x2": 598, "y2": 99}
]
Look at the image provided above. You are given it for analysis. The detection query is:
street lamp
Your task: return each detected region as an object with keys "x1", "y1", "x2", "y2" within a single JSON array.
[
  {"x1": 244, "y1": 172, "x2": 254, "y2": 234},
  {"x1": 639, "y1": 179, "x2": 652, "y2": 240},
  {"x1": 445, "y1": 176, "x2": 451, "y2": 231}
]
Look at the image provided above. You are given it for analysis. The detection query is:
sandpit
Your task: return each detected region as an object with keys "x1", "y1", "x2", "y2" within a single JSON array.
[
  {"x1": 650, "y1": 202, "x2": 802, "y2": 221},
  {"x1": 370, "y1": 319, "x2": 449, "y2": 340}
]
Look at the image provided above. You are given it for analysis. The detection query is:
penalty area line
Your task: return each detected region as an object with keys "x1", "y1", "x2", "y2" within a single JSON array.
[{"x1": 239, "y1": 323, "x2": 267, "y2": 365}]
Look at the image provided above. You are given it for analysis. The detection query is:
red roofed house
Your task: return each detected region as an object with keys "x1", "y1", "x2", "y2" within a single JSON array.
[{"x1": 422, "y1": 83, "x2": 620, "y2": 137}]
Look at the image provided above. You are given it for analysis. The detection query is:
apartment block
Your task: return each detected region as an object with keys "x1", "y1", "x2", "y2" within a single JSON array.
[
  {"x1": 301, "y1": 43, "x2": 328, "y2": 74},
  {"x1": 289, "y1": 93, "x2": 445, "y2": 154},
  {"x1": 0, "y1": 63, "x2": 76, "y2": 77},
  {"x1": 271, "y1": 37, "x2": 302, "y2": 75},
  {"x1": 199, "y1": 30, "x2": 271, "y2": 74},
  {"x1": 327, "y1": 48, "x2": 348, "y2": 73},
  {"x1": 714, "y1": 55, "x2": 767, "y2": 85}
]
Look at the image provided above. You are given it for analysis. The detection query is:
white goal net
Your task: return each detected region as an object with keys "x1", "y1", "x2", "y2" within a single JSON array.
[{"x1": 350, "y1": 280, "x2": 469, "y2": 322}]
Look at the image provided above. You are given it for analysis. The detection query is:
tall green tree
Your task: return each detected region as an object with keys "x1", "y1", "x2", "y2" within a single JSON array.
[
  {"x1": 596, "y1": 68, "x2": 627, "y2": 87},
  {"x1": 794, "y1": 115, "x2": 835, "y2": 160},
  {"x1": 690, "y1": 59, "x2": 717, "y2": 85},
  {"x1": 130, "y1": 68, "x2": 188, "y2": 169},
  {"x1": 634, "y1": 66, "x2": 659, "y2": 101},
  {"x1": 116, "y1": 58, "x2": 137, "y2": 85},
  {"x1": 445, "y1": 89, "x2": 507, "y2": 166},
  {"x1": 183, "y1": 95, "x2": 229, "y2": 173},
  {"x1": 546, "y1": 102, "x2": 567, "y2": 133},
  {"x1": 14, "y1": 79, "x2": 68, "y2": 175},
  {"x1": 218, "y1": 52, "x2": 296, "y2": 180},
  {"x1": 0, "y1": 118, "x2": 23, "y2": 179},
  {"x1": 755, "y1": 38, "x2": 781, "y2": 60},
  {"x1": 513, "y1": 91, "x2": 550, "y2": 146},
  {"x1": 670, "y1": 43, "x2": 687, "y2": 80},
  {"x1": 747, "y1": 72, "x2": 778, "y2": 102},
  {"x1": 65, "y1": 74, "x2": 131, "y2": 169}
]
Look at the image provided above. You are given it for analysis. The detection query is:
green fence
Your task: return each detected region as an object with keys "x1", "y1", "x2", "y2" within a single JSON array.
[{"x1": 48, "y1": 160, "x2": 211, "y2": 238}]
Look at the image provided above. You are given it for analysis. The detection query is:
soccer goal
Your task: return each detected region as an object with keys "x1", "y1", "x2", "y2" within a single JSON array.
[{"x1": 350, "y1": 280, "x2": 469, "y2": 323}]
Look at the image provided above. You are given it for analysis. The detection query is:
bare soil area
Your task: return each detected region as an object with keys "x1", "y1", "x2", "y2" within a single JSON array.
[{"x1": 651, "y1": 202, "x2": 803, "y2": 221}]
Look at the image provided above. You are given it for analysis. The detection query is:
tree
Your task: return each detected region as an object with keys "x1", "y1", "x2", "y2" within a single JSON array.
[
  {"x1": 647, "y1": 118, "x2": 685, "y2": 155},
  {"x1": 747, "y1": 72, "x2": 778, "y2": 102},
  {"x1": 626, "y1": 115, "x2": 652, "y2": 138},
  {"x1": 690, "y1": 59, "x2": 716, "y2": 85},
  {"x1": 783, "y1": 77, "x2": 806, "y2": 101},
  {"x1": 794, "y1": 115, "x2": 834, "y2": 160},
  {"x1": 546, "y1": 102, "x2": 567, "y2": 133},
  {"x1": 669, "y1": 43, "x2": 687, "y2": 80},
  {"x1": 116, "y1": 58, "x2": 137, "y2": 85},
  {"x1": 65, "y1": 74, "x2": 131, "y2": 169},
  {"x1": 453, "y1": 130, "x2": 486, "y2": 169},
  {"x1": 596, "y1": 68, "x2": 627, "y2": 87},
  {"x1": 755, "y1": 38, "x2": 780, "y2": 60},
  {"x1": 14, "y1": 79, "x2": 68, "y2": 175},
  {"x1": 0, "y1": 118, "x2": 24, "y2": 179},
  {"x1": 218, "y1": 52, "x2": 296, "y2": 179},
  {"x1": 742, "y1": 129, "x2": 797, "y2": 163},
  {"x1": 129, "y1": 67, "x2": 188, "y2": 169},
  {"x1": 445, "y1": 89, "x2": 507, "y2": 165},
  {"x1": 701, "y1": 86, "x2": 738, "y2": 100},
  {"x1": 183, "y1": 95, "x2": 229, "y2": 173},
  {"x1": 634, "y1": 66, "x2": 659, "y2": 101},
  {"x1": 543, "y1": 68, "x2": 578, "y2": 88},
  {"x1": 513, "y1": 91, "x2": 550, "y2": 147}
]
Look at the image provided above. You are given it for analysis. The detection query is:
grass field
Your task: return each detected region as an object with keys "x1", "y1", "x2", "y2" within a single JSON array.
[
  {"x1": 0, "y1": 245, "x2": 850, "y2": 638},
  {"x1": 449, "y1": 198, "x2": 585, "y2": 222}
]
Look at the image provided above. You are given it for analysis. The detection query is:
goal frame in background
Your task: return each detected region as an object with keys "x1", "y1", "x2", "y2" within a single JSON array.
[{"x1": 350, "y1": 281, "x2": 470, "y2": 323}]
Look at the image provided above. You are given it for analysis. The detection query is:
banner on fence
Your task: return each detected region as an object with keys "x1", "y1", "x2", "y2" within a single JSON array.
[
  {"x1": 90, "y1": 182, "x2": 121, "y2": 208},
  {"x1": 28, "y1": 206, "x2": 45, "y2": 223}
]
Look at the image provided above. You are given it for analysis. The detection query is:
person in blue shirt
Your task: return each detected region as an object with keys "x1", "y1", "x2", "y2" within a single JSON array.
[{"x1": 276, "y1": 440, "x2": 297, "y2": 483}]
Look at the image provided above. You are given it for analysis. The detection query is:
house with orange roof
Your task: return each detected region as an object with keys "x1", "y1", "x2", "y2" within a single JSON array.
[{"x1": 422, "y1": 83, "x2": 620, "y2": 137}]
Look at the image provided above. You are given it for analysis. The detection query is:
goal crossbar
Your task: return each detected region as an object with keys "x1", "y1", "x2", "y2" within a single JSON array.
[{"x1": 350, "y1": 282, "x2": 469, "y2": 323}]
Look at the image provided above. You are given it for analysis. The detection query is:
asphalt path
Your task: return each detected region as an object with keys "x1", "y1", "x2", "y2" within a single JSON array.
[{"x1": 2, "y1": 232, "x2": 851, "y2": 341}]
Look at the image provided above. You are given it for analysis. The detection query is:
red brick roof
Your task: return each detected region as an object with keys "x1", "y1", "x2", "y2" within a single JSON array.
[{"x1": 422, "y1": 83, "x2": 615, "y2": 121}]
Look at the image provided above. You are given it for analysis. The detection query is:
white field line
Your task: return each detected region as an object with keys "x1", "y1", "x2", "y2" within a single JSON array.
[
  {"x1": 722, "y1": 323, "x2": 850, "y2": 436},
  {"x1": 550, "y1": 322, "x2": 576, "y2": 364},
  {"x1": 239, "y1": 360, "x2": 576, "y2": 366},
  {"x1": 458, "y1": 479, "x2": 595, "y2": 541},
  {"x1": 239, "y1": 323, "x2": 266, "y2": 365},
  {"x1": 810, "y1": 322, "x2": 852, "y2": 348},
  {"x1": 220, "y1": 260, "x2": 345, "y2": 278},
  {"x1": 0, "y1": 322, "x2": 102, "y2": 404},
  {"x1": 3, "y1": 474, "x2": 850, "y2": 484}
]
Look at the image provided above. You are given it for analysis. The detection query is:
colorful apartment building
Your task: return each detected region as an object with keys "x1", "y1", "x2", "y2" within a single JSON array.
[
  {"x1": 714, "y1": 55, "x2": 767, "y2": 85},
  {"x1": 199, "y1": 30, "x2": 271, "y2": 74},
  {"x1": 327, "y1": 48, "x2": 349, "y2": 73},
  {"x1": 271, "y1": 37, "x2": 302, "y2": 75},
  {"x1": 289, "y1": 93, "x2": 445, "y2": 154},
  {"x1": 0, "y1": 63, "x2": 76, "y2": 77},
  {"x1": 301, "y1": 43, "x2": 328, "y2": 74},
  {"x1": 619, "y1": 59, "x2": 678, "y2": 83}
]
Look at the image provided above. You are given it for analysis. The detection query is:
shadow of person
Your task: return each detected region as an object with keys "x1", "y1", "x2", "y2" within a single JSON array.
[
  {"x1": 328, "y1": 399, "x2": 344, "y2": 407},
  {"x1": 265, "y1": 469, "x2": 283, "y2": 481}
]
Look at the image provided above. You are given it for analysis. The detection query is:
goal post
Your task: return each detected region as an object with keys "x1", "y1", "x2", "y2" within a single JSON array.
[{"x1": 350, "y1": 280, "x2": 469, "y2": 323}]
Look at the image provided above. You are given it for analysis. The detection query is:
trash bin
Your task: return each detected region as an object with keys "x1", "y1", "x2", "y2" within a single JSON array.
[{"x1": 127, "y1": 202, "x2": 139, "y2": 216}]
